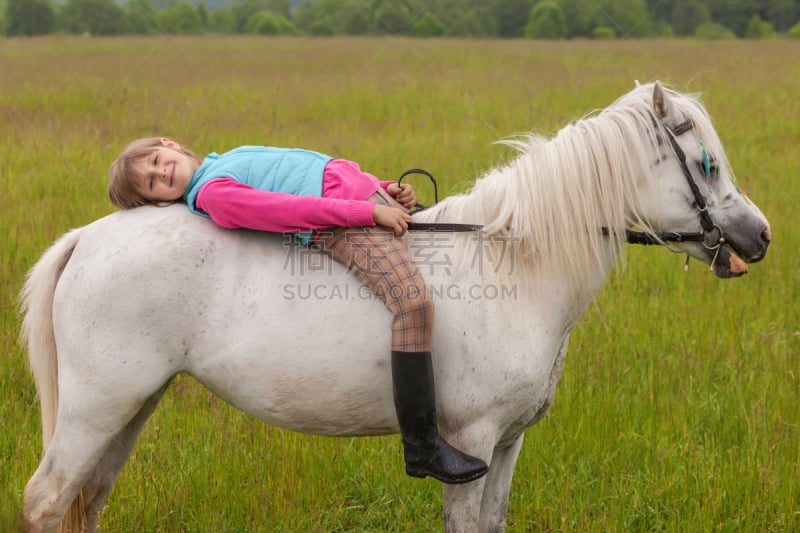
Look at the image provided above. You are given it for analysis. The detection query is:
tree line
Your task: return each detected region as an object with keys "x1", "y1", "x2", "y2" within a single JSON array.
[{"x1": 4, "y1": 0, "x2": 800, "y2": 39}]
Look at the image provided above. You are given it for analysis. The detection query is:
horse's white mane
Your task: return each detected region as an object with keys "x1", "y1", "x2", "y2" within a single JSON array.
[{"x1": 413, "y1": 82, "x2": 728, "y2": 286}]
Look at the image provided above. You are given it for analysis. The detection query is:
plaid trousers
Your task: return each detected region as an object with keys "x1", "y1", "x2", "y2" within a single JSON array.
[{"x1": 313, "y1": 190, "x2": 433, "y2": 352}]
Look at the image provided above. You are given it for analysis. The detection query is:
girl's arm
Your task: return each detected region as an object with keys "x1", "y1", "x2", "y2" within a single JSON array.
[{"x1": 196, "y1": 178, "x2": 377, "y2": 233}]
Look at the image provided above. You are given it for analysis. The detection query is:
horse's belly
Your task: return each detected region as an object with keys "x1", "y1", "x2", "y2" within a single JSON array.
[{"x1": 185, "y1": 311, "x2": 400, "y2": 436}]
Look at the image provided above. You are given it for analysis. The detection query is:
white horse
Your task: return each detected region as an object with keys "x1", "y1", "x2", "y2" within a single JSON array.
[{"x1": 20, "y1": 82, "x2": 770, "y2": 532}]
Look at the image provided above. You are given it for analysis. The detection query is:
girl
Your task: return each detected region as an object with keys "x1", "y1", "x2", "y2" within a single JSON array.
[{"x1": 108, "y1": 138, "x2": 488, "y2": 485}]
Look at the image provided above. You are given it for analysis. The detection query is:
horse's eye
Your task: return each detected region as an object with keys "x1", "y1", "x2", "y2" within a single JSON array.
[
  {"x1": 696, "y1": 161, "x2": 708, "y2": 176},
  {"x1": 696, "y1": 160, "x2": 718, "y2": 179}
]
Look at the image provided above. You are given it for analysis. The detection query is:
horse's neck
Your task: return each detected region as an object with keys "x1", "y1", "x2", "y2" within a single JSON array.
[{"x1": 413, "y1": 128, "x2": 631, "y2": 313}]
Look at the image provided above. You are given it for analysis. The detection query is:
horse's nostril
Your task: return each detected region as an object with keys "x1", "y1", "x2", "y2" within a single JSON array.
[{"x1": 762, "y1": 227, "x2": 772, "y2": 243}]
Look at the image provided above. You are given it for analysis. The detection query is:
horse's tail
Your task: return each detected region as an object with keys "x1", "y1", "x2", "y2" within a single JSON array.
[{"x1": 20, "y1": 227, "x2": 87, "y2": 533}]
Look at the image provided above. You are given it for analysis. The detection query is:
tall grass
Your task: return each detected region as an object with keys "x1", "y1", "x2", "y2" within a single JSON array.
[{"x1": 1, "y1": 36, "x2": 798, "y2": 531}]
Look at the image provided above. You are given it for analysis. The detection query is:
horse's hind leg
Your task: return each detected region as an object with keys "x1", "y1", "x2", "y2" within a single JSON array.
[
  {"x1": 24, "y1": 421, "x2": 122, "y2": 532},
  {"x1": 24, "y1": 380, "x2": 172, "y2": 533},
  {"x1": 82, "y1": 382, "x2": 171, "y2": 532}
]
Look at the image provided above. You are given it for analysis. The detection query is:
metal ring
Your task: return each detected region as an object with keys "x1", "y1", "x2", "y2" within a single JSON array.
[{"x1": 702, "y1": 223, "x2": 725, "y2": 251}]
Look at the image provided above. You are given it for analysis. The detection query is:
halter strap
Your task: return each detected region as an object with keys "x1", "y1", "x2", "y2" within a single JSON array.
[
  {"x1": 663, "y1": 121, "x2": 716, "y2": 234},
  {"x1": 671, "y1": 120, "x2": 694, "y2": 136}
]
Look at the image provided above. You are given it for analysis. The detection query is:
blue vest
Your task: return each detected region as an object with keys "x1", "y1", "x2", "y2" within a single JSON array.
[{"x1": 183, "y1": 146, "x2": 333, "y2": 244}]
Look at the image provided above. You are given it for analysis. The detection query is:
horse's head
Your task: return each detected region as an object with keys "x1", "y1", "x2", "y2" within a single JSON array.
[{"x1": 629, "y1": 81, "x2": 770, "y2": 278}]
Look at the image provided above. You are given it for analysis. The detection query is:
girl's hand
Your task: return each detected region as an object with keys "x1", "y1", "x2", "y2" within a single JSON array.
[
  {"x1": 386, "y1": 183, "x2": 418, "y2": 209},
  {"x1": 373, "y1": 204, "x2": 413, "y2": 237}
]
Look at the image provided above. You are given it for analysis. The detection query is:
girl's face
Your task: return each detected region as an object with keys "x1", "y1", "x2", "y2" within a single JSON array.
[{"x1": 131, "y1": 139, "x2": 199, "y2": 202}]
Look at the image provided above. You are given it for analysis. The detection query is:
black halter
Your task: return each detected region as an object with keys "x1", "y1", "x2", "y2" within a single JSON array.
[{"x1": 624, "y1": 119, "x2": 725, "y2": 262}]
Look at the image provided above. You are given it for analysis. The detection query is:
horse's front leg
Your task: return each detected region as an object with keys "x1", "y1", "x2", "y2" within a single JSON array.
[
  {"x1": 441, "y1": 424, "x2": 495, "y2": 533},
  {"x1": 443, "y1": 478, "x2": 486, "y2": 533},
  {"x1": 479, "y1": 434, "x2": 525, "y2": 532}
]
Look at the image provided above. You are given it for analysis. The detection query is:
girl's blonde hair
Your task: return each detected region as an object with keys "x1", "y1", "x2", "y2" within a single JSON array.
[{"x1": 108, "y1": 137, "x2": 201, "y2": 209}]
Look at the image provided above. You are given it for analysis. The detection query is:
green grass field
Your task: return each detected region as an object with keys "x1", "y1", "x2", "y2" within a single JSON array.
[{"x1": 1, "y1": 36, "x2": 798, "y2": 532}]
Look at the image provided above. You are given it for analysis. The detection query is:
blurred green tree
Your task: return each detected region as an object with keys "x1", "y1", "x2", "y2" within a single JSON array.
[
  {"x1": 157, "y1": 1, "x2": 204, "y2": 34},
  {"x1": 124, "y1": 0, "x2": 159, "y2": 34},
  {"x1": 525, "y1": 0, "x2": 567, "y2": 38},
  {"x1": 59, "y1": 0, "x2": 125, "y2": 35},
  {"x1": 745, "y1": 14, "x2": 776, "y2": 37},
  {"x1": 495, "y1": 0, "x2": 534, "y2": 37},
  {"x1": 670, "y1": 0, "x2": 710, "y2": 35},
  {"x1": 374, "y1": 0, "x2": 413, "y2": 35},
  {"x1": 245, "y1": 9, "x2": 298, "y2": 34},
  {"x1": 209, "y1": 7, "x2": 236, "y2": 33},
  {"x1": 6, "y1": 0, "x2": 55, "y2": 36},
  {"x1": 412, "y1": 11, "x2": 445, "y2": 36}
]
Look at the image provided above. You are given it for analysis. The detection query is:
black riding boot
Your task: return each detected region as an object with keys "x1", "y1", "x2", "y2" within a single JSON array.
[{"x1": 391, "y1": 350, "x2": 489, "y2": 484}]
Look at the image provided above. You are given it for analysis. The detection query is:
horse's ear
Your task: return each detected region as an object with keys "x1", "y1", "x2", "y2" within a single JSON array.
[{"x1": 652, "y1": 81, "x2": 675, "y2": 121}]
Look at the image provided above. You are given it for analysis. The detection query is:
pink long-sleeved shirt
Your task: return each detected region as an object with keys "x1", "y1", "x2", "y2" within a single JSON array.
[{"x1": 195, "y1": 159, "x2": 393, "y2": 235}]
